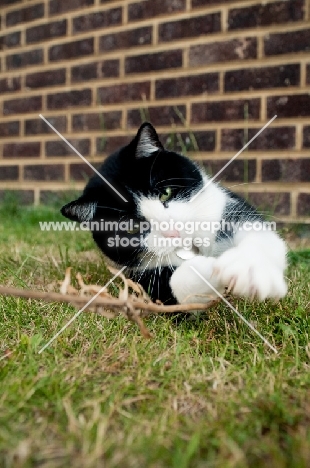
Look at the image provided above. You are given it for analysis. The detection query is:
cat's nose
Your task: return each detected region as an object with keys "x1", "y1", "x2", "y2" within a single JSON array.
[{"x1": 161, "y1": 229, "x2": 180, "y2": 238}]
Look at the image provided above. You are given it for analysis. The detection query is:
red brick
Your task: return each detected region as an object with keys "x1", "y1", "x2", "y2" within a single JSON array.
[
  {"x1": 303, "y1": 126, "x2": 310, "y2": 148},
  {"x1": 159, "y1": 13, "x2": 221, "y2": 42},
  {"x1": 191, "y1": 99, "x2": 260, "y2": 123},
  {"x1": 49, "y1": 38, "x2": 94, "y2": 62},
  {"x1": 71, "y1": 60, "x2": 119, "y2": 82},
  {"x1": 203, "y1": 159, "x2": 256, "y2": 182},
  {"x1": 0, "y1": 190, "x2": 34, "y2": 205},
  {"x1": 73, "y1": 9, "x2": 122, "y2": 33},
  {"x1": 156, "y1": 73, "x2": 218, "y2": 99},
  {"x1": 0, "y1": 0, "x2": 21, "y2": 5},
  {"x1": 0, "y1": 31, "x2": 21, "y2": 49},
  {"x1": 72, "y1": 111, "x2": 122, "y2": 131},
  {"x1": 0, "y1": 166, "x2": 19, "y2": 181},
  {"x1": 69, "y1": 163, "x2": 95, "y2": 181},
  {"x1": 262, "y1": 159, "x2": 310, "y2": 182},
  {"x1": 247, "y1": 192, "x2": 291, "y2": 216},
  {"x1": 186, "y1": 131, "x2": 216, "y2": 152},
  {"x1": 128, "y1": 0, "x2": 185, "y2": 21},
  {"x1": 100, "y1": 26, "x2": 152, "y2": 52},
  {"x1": 267, "y1": 94, "x2": 310, "y2": 118},
  {"x1": 228, "y1": 0, "x2": 304, "y2": 30},
  {"x1": 71, "y1": 63, "x2": 97, "y2": 82},
  {"x1": 45, "y1": 139, "x2": 90, "y2": 157},
  {"x1": 6, "y1": 49, "x2": 43, "y2": 69},
  {"x1": 0, "y1": 121, "x2": 20, "y2": 137},
  {"x1": 49, "y1": 0, "x2": 94, "y2": 15},
  {"x1": 189, "y1": 38, "x2": 257, "y2": 67},
  {"x1": 47, "y1": 89, "x2": 91, "y2": 109},
  {"x1": 26, "y1": 20, "x2": 67, "y2": 44},
  {"x1": 96, "y1": 136, "x2": 131, "y2": 154},
  {"x1": 0, "y1": 77, "x2": 21, "y2": 93},
  {"x1": 3, "y1": 142, "x2": 41, "y2": 158},
  {"x1": 3, "y1": 96, "x2": 42, "y2": 115},
  {"x1": 221, "y1": 127, "x2": 295, "y2": 151},
  {"x1": 125, "y1": 50, "x2": 182, "y2": 74},
  {"x1": 101, "y1": 60, "x2": 120, "y2": 79},
  {"x1": 264, "y1": 29, "x2": 310, "y2": 56},
  {"x1": 221, "y1": 128, "x2": 244, "y2": 151},
  {"x1": 225, "y1": 65, "x2": 300, "y2": 92},
  {"x1": 160, "y1": 131, "x2": 216, "y2": 152},
  {"x1": 98, "y1": 82, "x2": 151, "y2": 104},
  {"x1": 127, "y1": 105, "x2": 186, "y2": 128},
  {"x1": 25, "y1": 116, "x2": 67, "y2": 135},
  {"x1": 6, "y1": 3, "x2": 44, "y2": 27},
  {"x1": 26, "y1": 69, "x2": 66, "y2": 89},
  {"x1": 297, "y1": 193, "x2": 310, "y2": 216},
  {"x1": 24, "y1": 164, "x2": 65, "y2": 181}
]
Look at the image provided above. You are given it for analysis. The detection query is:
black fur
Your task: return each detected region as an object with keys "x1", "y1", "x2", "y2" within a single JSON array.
[
  {"x1": 61, "y1": 123, "x2": 264, "y2": 304},
  {"x1": 61, "y1": 123, "x2": 203, "y2": 303}
]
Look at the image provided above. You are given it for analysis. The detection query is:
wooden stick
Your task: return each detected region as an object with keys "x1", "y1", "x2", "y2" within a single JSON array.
[{"x1": 0, "y1": 285, "x2": 220, "y2": 315}]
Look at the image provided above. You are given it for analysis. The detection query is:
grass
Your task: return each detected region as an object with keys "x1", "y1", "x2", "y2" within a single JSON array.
[{"x1": 0, "y1": 202, "x2": 310, "y2": 468}]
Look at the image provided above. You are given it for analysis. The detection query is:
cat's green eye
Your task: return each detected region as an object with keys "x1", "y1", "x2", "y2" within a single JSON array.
[
  {"x1": 160, "y1": 187, "x2": 172, "y2": 203},
  {"x1": 127, "y1": 223, "x2": 140, "y2": 234}
]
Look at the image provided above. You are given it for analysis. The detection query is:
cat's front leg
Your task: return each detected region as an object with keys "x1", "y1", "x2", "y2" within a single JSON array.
[
  {"x1": 213, "y1": 231, "x2": 287, "y2": 301},
  {"x1": 170, "y1": 256, "x2": 226, "y2": 304}
]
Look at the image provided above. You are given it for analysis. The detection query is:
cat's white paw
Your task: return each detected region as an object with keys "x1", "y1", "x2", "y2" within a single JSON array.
[
  {"x1": 170, "y1": 256, "x2": 225, "y2": 304},
  {"x1": 213, "y1": 248, "x2": 287, "y2": 301}
]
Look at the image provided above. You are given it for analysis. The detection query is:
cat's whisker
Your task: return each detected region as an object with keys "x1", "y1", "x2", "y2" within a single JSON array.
[
  {"x1": 134, "y1": 248, "x2": 152, "y2": 272},
  {"x1": 136, "y1": 252, "x2": 152, "y2": 272},
  {"x1": 225, "y1": 182, "x2": 259, "y2": 190},
  {"x1": 61, "y1": 121, "x2": 287, "y2": 312},
  {"x1": 135, "y1": 252, "x2": 156, "y2": 283},
  {"x1": 150, "y1": 255, "x2": 160, "y2": 296},
  {"x1": 166, "y1": 253, "x2": 176, "y2": 274},
  {"x1": 96, "y1": 206, "x2": 127, "y2": 213},
  {"x1": 127, "y1": 248, "x2": 144, "y2": 270}
]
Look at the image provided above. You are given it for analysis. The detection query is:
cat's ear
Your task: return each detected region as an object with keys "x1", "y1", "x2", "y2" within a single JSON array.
[
  {"x1": 61, "y1": 198, "x2": 97, "y2": 222},
  {"x1": 135, "y1": 122, "x2": 163, "y2": 159}
]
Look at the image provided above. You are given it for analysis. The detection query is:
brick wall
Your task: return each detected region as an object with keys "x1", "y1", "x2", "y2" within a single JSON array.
[{"x1": 0, "y1": 0, "x2": 310, "y2": 222}]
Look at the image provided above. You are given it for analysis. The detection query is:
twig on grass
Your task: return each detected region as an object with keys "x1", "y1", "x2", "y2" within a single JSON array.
[{"x1": 0, "y1": 267, "x2": 221, "y2": 340}]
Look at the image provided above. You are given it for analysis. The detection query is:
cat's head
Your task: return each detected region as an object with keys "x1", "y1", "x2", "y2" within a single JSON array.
[{"x1": 61, "y1": 122, "x2": 204, "y2": 268}]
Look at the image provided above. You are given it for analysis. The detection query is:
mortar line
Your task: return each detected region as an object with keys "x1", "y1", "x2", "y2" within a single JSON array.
[
  {"x1": 39, "y1": 114, "x2": 128, "y2": 203},
  {"x1": 190, "y1": 115, "x2": 277, "y2": 202}
]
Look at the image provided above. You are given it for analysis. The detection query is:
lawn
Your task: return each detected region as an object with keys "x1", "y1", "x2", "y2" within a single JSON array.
[{"x1": 0, "y1": 200, "x2": 309, "y2": 468}]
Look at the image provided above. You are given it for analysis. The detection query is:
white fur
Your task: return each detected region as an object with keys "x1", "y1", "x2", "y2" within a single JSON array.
[
  {"x1": 170, "y1": 229, "x2": 287, "y2": 303},
  {"x1": 138, "y1": 175, "x2": 227, "y2": 267},
  {"x1": 137, "y1": 173, "x2": 287, "y2": 303},
  {"x1": 170, "y1": 256, "x2": 225, "y2": 304},
  {"x1": 69, "y1": 202, "x2": 97, "y2": 222},
  {"x1": 136, "y1": 127, "x2": 160, "y2": 158},
  {"x1": 213, "y1": 230, "x2": 287, "y2": 300}
]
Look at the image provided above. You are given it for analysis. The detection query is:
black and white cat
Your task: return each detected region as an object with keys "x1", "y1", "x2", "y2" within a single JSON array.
[{"x1": 61, "y1": 123, "x2": 287, "y2": 305}]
